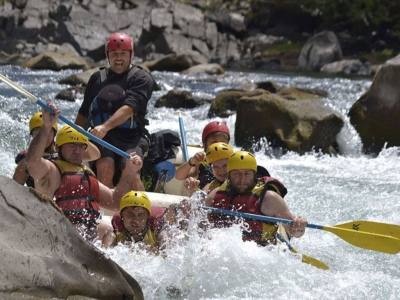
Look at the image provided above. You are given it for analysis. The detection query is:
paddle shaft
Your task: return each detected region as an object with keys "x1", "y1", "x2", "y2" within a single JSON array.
[
  {"x1": 0, "y1": 73, "x2": 129, "y2": 159},
  {"x1": 178, "y1": 115, "x2": 189, "y2": 161}
]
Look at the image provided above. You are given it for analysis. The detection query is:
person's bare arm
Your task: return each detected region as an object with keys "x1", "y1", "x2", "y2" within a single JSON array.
[
  {"x1": 260, "y1": 190, "x2": 307, "y2": 238},
  {"x1": 75, "y1": 112, "x2": 88, "y2": 129},
  {"x1": 97, "y1": 154, "x2": 143, "y2": 210},
  {"x1": 90, "y1": 105, "x2": 134, "y2": 139},
  {"x1": 13, "y1": 160, "x2": 29, "y2": 185},
  {"x1": 26, "y1": 104, "x2": 61, "y2": 195},
  {"x1": 131, "y1": 171, "x2": 145, "y2": 191},
  {"x1": 175, "y1": 151, "x2": 205, "y2": 180}
]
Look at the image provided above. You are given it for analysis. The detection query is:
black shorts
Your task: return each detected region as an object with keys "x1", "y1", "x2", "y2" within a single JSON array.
[{"x1": 97, "y1": 133, "x2": 149, "y2": 160}]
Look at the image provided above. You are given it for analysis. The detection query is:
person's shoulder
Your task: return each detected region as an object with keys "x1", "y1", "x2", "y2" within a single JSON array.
[
  {"x1": 128, "y1": 65, "x2": 154, "y2": 82},
  {"x1": 87, "y1": 68, "x2": 104, "y2": 85}
]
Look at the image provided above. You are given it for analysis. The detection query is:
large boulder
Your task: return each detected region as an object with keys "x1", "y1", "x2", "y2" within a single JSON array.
[
  {"x1": 298, "y1": 31, "x2": 342, "y2": 71},
  {"x1": 155, "y1": 90, "x2": 210, "y2": 108},
  {"x1": 209, "y1": 87, "x2": 324, "y2": 118},
  {"x1": 144, "y1": 52, "x2": 207, "y2": 72},
  {"x1": 183, "y1": 63, "x2": 225, "y2": 75},
  {"x1": 59, "y1": 67, "x2": 99, "y2": 86},
  {"x1": 349, "y1": 64, "x2": 400, "y2": 153},
  {"x1": 0, "y1": 176, "x2": 143, "y2": 299},
  {"x1": 22, "y1": 50, "x2": 90, "y2": 70},
  {"x1": 235, "y1": 93, "x2": 344, "y2": 154},
  {"x1": 208, "y1": 89, "x2": 266, "y2": 117}
]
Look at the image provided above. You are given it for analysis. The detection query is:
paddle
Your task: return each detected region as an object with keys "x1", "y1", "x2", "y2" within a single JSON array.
[
  {"x1": 275, "y1": 232, "x2": 329, "y2": 270},
  {"x1": 204, "y1": 206, "x2": 400, "y2": 254},
  {"x1": 0, "y1": 73, "x2": 129, "y2": 159},
  {"x1": 334, "y1": 220, "x2": 400, "y2": 239},
  {"x1": 178, "y1": 113, "x2": 189, "y2": 162}
]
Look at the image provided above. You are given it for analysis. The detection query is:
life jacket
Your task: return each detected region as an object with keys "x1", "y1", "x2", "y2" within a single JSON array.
[
  {"x1": 210, "y1": 176, "x2": 287, "y2": 245},
  {"x1": 15, "y1": 149, "x2": 58, "y2": 188},
  {"x1": 112, "y1": 212, "x2": 163, "y2": 247},
  {"x1": 205, "y1": 178, "x2": 224, "y2": 193},
  {"x1": 88, "y1": 66, "x2": 149, "y2": 130},
  {"x1": 53, "y1": 159, "x2": 100, "y2": 227}
]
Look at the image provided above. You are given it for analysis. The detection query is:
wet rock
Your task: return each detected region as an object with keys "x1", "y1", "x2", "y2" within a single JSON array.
[
  {"x1": 0, "y1": 176, "x2": 143, "y2": 299},
  {"x1": 255, "y1": 81, "x2": 279, "y2": 93},
  {"x1": 384, "y1": 54, "x2": 400, "y2": 65},
  {"x1": 298, "y1": 31, "x2": 342, "y2": 71},
  {"x1": 55, "y1": 86, "x2": 85, "y2": 102},
  {"x1": 155, "y1": 90, "x2": 210, "y2": 108},
  {"x1": 209, "y1": 86, "x2": 325, "y2": 117},
  {"x1": 208, "y1": 89, "x2": 266, "y2": 117},
  {"x1": 144, "y1": 52, "x2": 207, "y2": 72},
  {"x1": 58, "y1": 67, "x2": 99, "y2": 86},
  {"x1": 183, "y1": 63, "x2": 224, "y2": 75},
  {"x1": 235, "y1": 93, "x2": 343, "y2": 154},
  {"x1": 22, "y1": 50, "x2": 89, "y2": 70},
  {"x1": 349, "y1": 64, "x2": 400, "y2": 153},
  {"x1": 321, "y1": 59, "x2": 372, "y2": 76}
]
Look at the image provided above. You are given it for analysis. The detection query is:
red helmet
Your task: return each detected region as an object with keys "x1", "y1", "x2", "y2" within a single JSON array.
[
  {"x1": 106, "y1": 32, "x2": 133, "y2": 53},
  {"x1": 202, "y1": 121, "x2": 230, "y2": 144}
]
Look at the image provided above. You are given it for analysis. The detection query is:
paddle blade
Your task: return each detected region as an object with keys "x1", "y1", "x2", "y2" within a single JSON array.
[
  {"x1": 335, "y1": 220, "x2": 400, "y2": 239},
  {"x1": 276, "y1": 227, "x2": 329, "y2": 270},
  {"x1": 301, "y1": 254, "x2": 329, "y2": 270},
  {"x1": 323, "y1": 226, "x2": 400, "y2": 254}
]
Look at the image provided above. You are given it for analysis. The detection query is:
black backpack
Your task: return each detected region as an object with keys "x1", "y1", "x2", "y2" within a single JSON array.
[{"x1": 146, "y1": 129, "x2": 181, "y2": 164}]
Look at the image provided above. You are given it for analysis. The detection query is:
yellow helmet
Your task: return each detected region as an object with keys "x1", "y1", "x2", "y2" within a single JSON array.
[
  {"x1": 120, "y1": 191, "x2": 151, "y2": 214},
  {"x1": 206, "y1": 142, "x2": 234, "y2": 164},
  {"x1": 55, "y1": 125, "x2": 89, "y2": 147},
  {"x1": 227, "y1": 151, "x2": 257, "y2": 172},
  {"x1": 29, "y1": 112, "x2": 58, "y2": 134}
]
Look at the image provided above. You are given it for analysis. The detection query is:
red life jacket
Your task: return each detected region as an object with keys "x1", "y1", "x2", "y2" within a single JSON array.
[
  {"x1": 53, "y1": 160, "x2": 100, "y2": 227},
  {"x1": 211, "y1": 176, "x2": 287, "y2": 245}
]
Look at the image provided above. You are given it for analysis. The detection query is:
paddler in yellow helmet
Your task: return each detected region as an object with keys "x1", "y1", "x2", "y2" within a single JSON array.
[
  {"x1": 25, "y1": 102, "x2": 144, "y2": 244},
  {"x1": 183, "y1": 142, "x2": 234, "y2": 195},
  {"x1": 206, "y1": 150, "x2": 307, "y2": 244},
  {"x1": 108, "y1": 190, "x2": 190, "y2": 251},
  {"x1": 13, "y1": 111, "x2": 58, "y2": 187}
]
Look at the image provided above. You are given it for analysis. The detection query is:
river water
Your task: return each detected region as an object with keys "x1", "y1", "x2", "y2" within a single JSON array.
[{"x1": 0, "y1": 65, "x2": 398, "y2": 299}]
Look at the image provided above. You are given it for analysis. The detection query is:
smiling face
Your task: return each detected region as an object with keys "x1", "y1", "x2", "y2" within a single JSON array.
[
  {"x1": 121, "y1": 206, "x2": 149, "y2": 238},
  {"x1": 108, "y1": 50, "x2": 131, "y2": 74}
]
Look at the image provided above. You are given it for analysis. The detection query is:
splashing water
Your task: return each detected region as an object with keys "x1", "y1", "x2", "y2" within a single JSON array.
[{"x1": 0, "y1": 65, "x2": 399, "y2": 299}]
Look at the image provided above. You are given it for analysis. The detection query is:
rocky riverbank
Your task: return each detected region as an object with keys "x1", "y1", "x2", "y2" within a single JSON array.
[{"x1": 1, "y1": 0, "x2": 399, "y2": 76}]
